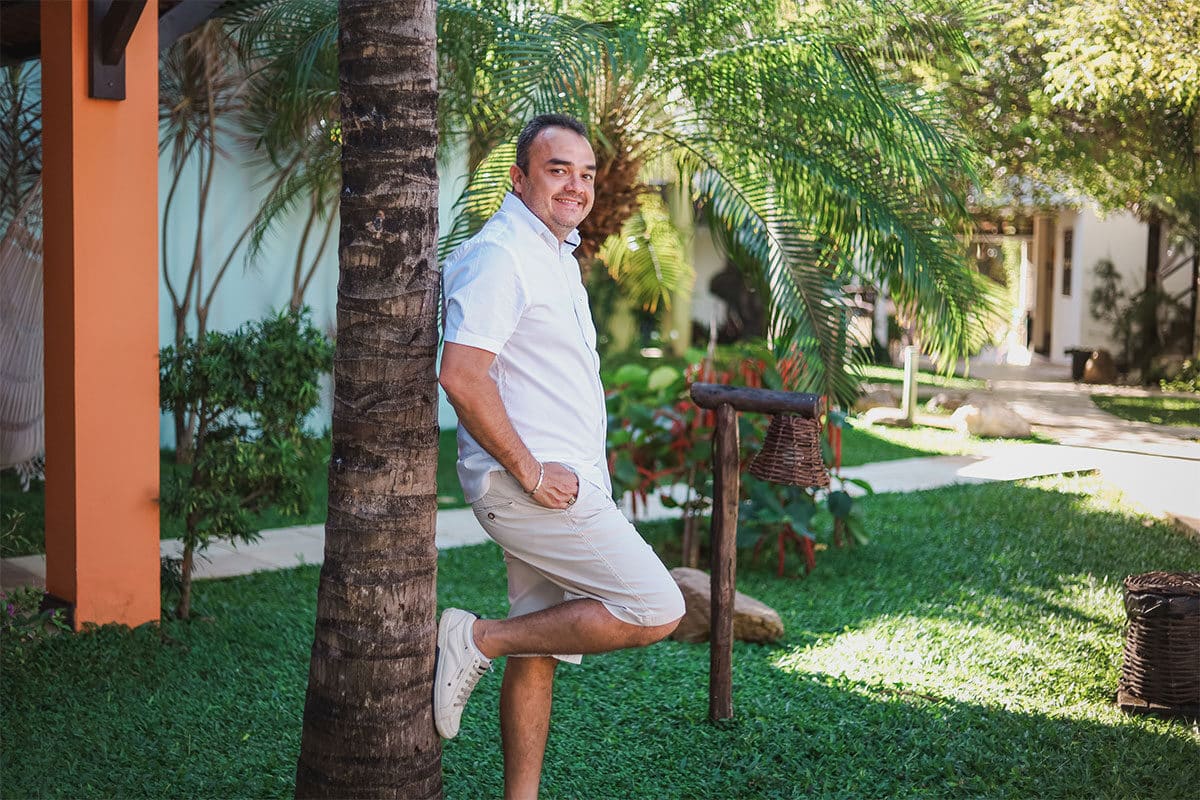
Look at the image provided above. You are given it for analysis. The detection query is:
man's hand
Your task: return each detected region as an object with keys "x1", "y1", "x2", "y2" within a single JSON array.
[
  {"x1": 441, "y1": 344, "x2": 582, "y2": 511},
  {"x1": 530, "y1": 462, "x2": 579, "y2": 510}
]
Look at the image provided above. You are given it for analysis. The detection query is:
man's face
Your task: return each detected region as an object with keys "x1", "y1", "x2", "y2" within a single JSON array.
[{"x1": 510, "y1": 126, "x2": 596, "y2": 241}]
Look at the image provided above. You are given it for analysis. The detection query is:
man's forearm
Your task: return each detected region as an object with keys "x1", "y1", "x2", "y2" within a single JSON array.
[{"x1": 444, "y1": 373, "x2": 541, "y2": 491}]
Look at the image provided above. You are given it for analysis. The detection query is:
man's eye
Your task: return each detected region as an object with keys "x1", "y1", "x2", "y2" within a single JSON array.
[{"x1": 583, "y1": 174, "x2": 595, "y2": 181}]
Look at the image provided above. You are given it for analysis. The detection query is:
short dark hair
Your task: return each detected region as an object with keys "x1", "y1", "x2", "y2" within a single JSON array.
[{"x1": 515, "y1": 114, "x2": 588, "y2": 173}]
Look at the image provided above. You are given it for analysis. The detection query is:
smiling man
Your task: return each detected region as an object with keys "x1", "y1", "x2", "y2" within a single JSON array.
[{"x1": 436, "y1": 114, "x2": 684, "y2": 798}]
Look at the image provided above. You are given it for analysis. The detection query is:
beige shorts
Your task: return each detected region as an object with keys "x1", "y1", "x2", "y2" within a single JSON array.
[{"x1": 471, "y1": 471, "x2": 685, "y2": 664}]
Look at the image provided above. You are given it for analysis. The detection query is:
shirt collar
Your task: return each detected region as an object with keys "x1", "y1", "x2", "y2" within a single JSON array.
[{"x1": 500, "y1": 193, "x2": 582, "y2": 253}]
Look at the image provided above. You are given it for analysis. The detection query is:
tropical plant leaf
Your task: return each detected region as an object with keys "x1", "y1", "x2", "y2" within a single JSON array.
[{"x1": 598, "y1": 192, "x2": 692, "y2": 312}]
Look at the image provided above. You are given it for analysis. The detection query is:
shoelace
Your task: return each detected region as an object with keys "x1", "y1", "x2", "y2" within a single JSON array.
[{"x1": 454, "y1": 659, "x2": 491, "y2": 706}]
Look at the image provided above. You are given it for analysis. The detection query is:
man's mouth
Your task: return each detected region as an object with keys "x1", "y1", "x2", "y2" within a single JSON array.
[{"x1": 554, "y1": 196, "x2": 584, "y2": 208}]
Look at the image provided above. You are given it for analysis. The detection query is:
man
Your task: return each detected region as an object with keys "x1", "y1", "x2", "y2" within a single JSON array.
[{"x1": 436, "y1": 114, "x2": 685, "y2": 798}]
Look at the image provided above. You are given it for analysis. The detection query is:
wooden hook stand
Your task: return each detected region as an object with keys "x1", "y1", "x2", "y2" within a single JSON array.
[{"x1": 689, "y1": 383, "x2": 824, "y2": 721}]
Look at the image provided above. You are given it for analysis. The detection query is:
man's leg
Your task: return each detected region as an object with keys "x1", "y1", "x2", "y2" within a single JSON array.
[
  {"x1": 474, "y1": 597, "x2": 677, "y2": 660},
  {"x1": 500, "y1": 656, "x2": 558, "y2": 800},
  {"x1": 435, "y1": 474, "x2": 685, "y2": 742}
]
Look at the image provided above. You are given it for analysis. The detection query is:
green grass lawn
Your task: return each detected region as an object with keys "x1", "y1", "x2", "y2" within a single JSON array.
[
  {"x1": 856, "y1": 364, "x2": 986, "y2": 391},
  {"x1": 1091, "y1": 394, "x2": 1200, "y2": 427},
  {"x1": 838, "y1": 418, "x2": 1054, "y2": 466},
  {"x1": 3, "y1": 474, "x2": 1197, "y2": 799}
]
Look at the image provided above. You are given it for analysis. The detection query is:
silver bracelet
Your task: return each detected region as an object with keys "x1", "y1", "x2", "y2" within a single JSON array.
[{"x1": 527, "y1": 462, "x2": 545, "y2": 495}]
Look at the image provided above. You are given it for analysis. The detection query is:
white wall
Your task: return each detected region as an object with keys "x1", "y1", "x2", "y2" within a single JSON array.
[
  {"x1": 1076, "y1": 205, "x2": 1148, "y2": 353},
  {"x1": 1049, "y1": 209, "x2": 1081, "y2": 362},
  {"x1": 1046, "y1": 204, "x2": 1157, "y2": 360},
  {"x1": 688, "y1": 223, "x2": 728, "y2": 333}
]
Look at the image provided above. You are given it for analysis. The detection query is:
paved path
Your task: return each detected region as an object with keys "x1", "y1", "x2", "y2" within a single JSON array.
[
  {"x1": 3, "y1": 356, "x2": 1196, "y2": 593},
  {"x1": 963, "y1": 356, "x2": 1199, "y2": 532}
]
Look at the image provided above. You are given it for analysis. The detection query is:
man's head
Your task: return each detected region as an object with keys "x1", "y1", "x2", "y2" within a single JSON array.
[{"x1": 510, "y1": 114, "x2": 596, "y2": 243}]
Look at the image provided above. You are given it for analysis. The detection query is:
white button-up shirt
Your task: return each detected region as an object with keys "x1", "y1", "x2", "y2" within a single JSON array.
[{"x1": 442, "y1": 193, "x2": 610, "y2": 503}]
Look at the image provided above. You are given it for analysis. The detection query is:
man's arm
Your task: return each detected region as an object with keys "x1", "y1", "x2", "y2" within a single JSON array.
[{"x1": 439, "y1": 342, "x2": 578, "y2": 509}]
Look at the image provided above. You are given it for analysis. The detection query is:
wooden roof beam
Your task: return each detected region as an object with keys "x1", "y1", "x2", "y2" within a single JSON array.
[
  {"x1": 89, "y1": 0, "x2": 147, "y2": 99},
  {"x1": 158, "y1": 0, "x2": 226, "y2": 53}
]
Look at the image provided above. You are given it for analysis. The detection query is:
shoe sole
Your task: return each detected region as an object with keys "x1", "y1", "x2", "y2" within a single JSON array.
[{"x1": 433, "y1": 609, "x2": 465, "y2": 739}]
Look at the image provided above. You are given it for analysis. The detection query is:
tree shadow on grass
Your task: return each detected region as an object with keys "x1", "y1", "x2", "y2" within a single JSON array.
[
  {"x1": 736, "y1": 477, "x2": 1198, "y2": 643},
  {"x1": 509, "y1": 656, "x2": 1200, "y2": 800},
  {"x1": 447, "y1": 477, "x2": 1199, "y2": 798}
]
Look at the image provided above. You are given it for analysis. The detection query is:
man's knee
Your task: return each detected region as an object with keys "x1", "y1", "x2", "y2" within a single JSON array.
[
  {"x1": 503, "y1": 655, "x2": 559, "y2": 687},
  {"x1": 630, "y1": 587, "x2": 685, "y2": 646},
  {"x1": 626, "y1": 615, "x2": 679, "y2": 647}
]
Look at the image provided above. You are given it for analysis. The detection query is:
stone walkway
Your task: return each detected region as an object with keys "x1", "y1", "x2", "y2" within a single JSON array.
[{"x1": 2, "y1": 356, "x2": 1197, "y2": 593}]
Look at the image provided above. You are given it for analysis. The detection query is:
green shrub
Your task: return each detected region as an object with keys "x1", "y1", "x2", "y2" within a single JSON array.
[
  {"x1": 1090, "y1": 259, "x2": 1191, "y2": 375},
  {"x1": 605, "y1": 341, "x2": 869, "y2": 572},
  {"x1": 158, "y1": 309, "x2": 333, "y2": 619},
  {"x1": 1160, "y1": 358, "x2": 1199, "y2": 393}
]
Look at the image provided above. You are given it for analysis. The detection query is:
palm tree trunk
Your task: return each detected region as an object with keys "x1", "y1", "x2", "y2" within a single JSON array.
[{"x1": 295, "y1": 1, "x2": 442, "y2": 797}]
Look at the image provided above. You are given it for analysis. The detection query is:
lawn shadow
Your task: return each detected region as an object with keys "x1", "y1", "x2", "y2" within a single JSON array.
[
  {"x1": 734, "y1": 477, "x2": 1198, "y2": 645},
  {"x1": 511, "y1": 654, "x2": 1200, "y2": 799}
]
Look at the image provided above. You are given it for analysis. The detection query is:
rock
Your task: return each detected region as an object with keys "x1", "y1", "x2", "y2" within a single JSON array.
[
  {"x1": 1083, "y1": 349, "x2": 1118, "y2": 384},
  {"x1": 853, "y1": 386, "x2": 900, "y2": 413},
  {"x1": 669, "y1": 567, "x2": 784, "y2": 644},
  {"x1": 926, "y1": 390, "x2": 971, "y2": 413},
  {"x1": 950, "y1": 401, "x2": 1032, "y2": 438}
]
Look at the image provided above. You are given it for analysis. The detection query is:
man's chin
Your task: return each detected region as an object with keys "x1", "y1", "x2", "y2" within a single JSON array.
[{"x1": 552, "y1": 213, "x2": 588, "y2": 231}]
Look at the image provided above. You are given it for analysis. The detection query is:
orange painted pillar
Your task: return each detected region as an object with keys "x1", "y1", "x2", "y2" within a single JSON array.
[{"x1": 41, "y1": 0, "x2": 160, "y2": 628}]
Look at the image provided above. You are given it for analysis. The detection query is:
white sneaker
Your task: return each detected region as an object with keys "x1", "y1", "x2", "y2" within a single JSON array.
[{"x1": 433, "y1": 608, "x2": 492, "y2": 739}]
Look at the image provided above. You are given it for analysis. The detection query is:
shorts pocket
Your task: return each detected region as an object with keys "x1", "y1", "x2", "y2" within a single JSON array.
[
  {"x1": 474, "y1": 480, "x2": 518, "y2": 515},
  {"x1": 565, "y1": 477, "x2": 611, "y2": 522},
  {"x1": 475, "y1": 496, "x2": 515, "y2": 514}
]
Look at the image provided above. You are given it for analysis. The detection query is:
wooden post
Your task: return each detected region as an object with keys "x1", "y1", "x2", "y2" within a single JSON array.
[
  {"x1": 708, "y1": 402, "x2": 739, "y2": 721},
  {"x1": 691, "y1": 382, "x2": 822, "y2": 721},
  {"x1": 901, "y1": 345, "x2": 918, "y2": 424}
]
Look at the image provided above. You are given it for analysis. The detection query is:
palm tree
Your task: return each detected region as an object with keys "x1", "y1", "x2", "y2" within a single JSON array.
[
  {"x1": 439, "y1": 0, "x2": 1000, "y2": 404},
  {"x1": 293, "y1": 0, "x2": 443, "y2": 796},
  {"x1": 221, "y1": 0, "x2": 695, "y2": 321}
]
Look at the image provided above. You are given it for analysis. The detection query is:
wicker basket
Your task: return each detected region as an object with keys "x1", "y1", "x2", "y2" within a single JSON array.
[
  {"x1": 748, "y1": 414, "x2": 829, "y2": 489},
  {"x1": 1117, "y1": 571, "x2": 1200, "y2": 718}
]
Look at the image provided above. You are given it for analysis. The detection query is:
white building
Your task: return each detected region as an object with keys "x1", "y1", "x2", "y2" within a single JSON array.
[{"x1": 1022, "y1": 205, "x2": 1194, "y2": 367}]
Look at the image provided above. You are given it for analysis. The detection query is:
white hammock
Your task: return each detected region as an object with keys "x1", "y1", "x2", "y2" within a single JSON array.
[{"x1": 0, "y1": 180, "x2": 44, "y2": 486}]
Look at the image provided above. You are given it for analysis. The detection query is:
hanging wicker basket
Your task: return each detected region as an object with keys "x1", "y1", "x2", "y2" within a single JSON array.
[
  {"x1": 748, "y1": 414, "x2": 829, "y2": 489},
  {"x1": 1117, "y1": 571, "x2": 1200, "y2": 719}
]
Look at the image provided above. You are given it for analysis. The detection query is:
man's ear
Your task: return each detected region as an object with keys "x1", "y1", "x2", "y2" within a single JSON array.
[{"x1": 509, "y1": 164, "x2": 525, "y2": 197}]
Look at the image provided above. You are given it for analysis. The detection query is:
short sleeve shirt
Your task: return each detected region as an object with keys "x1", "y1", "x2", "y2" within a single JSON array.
[{"x1": 442, "y1": 193, "x2": 610, "y2": 502}]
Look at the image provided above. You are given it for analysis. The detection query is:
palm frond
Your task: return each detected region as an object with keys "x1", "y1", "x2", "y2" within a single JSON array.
[
  {"x1": 598, "y1": 192, "x2": 692, "y2": 313},
  {"x1": 159, "y1": 20, "x2": 247, "y2": 175},
  {"x1": 685, "y1": 151, "x2": 860, "y2": 405},
  {"x1": 438, "y1": 142, "x2": 516, "y2": 262},
  {"x1": 246, "y1": 137, "x2": 337, "y2": 261},
  {"x1": 437, "y1": 0, "x2": 994, "y2": 385}
]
